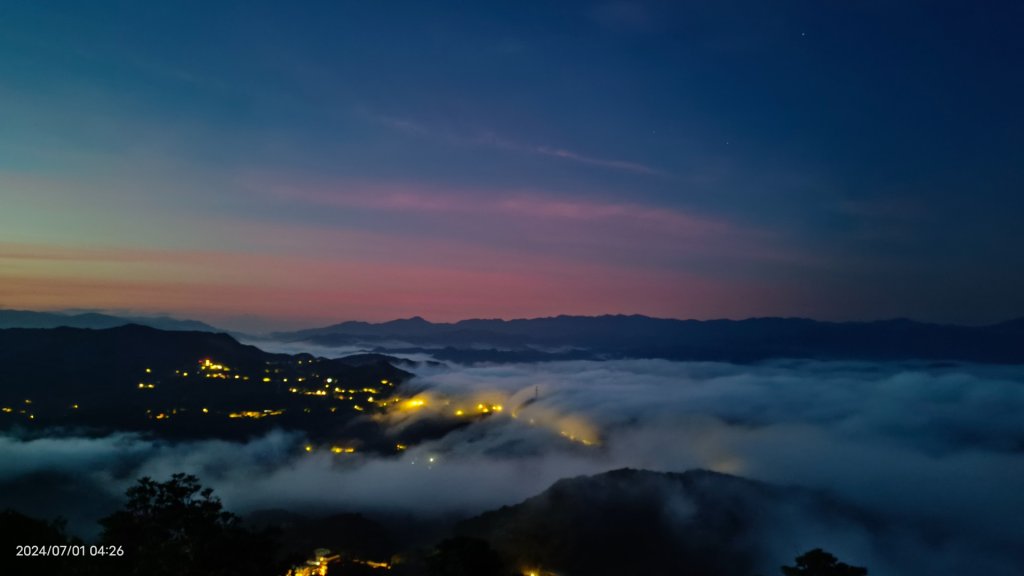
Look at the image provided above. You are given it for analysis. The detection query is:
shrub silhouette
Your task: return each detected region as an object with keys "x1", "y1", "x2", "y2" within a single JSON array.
[
  {"x1": 781, "y1": 548, "x2": 868, "y2": 576},
  {"x1": 99, "y1": 473, "x2": 287, "y2": 576}
]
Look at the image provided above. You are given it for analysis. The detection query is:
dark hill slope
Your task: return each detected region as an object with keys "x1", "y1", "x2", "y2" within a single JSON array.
[
  {"x1": 458, "y1": 468, "x2": 872, "y2": 576},
  {"x1": 0, "y1": 325, "x2": 411, "y2": 440}
]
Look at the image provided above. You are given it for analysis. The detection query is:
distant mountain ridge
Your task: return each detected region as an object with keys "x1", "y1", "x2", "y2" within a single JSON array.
[
  {"x1": 0, "y1": 309, "x2": 219, "y2": 332},
  {"x1": 271, "y1": 314, "x2": 1024, "y2": 364},
  {"x1": 7, "y1": 311, "x2": 1024, "y2": 363}
]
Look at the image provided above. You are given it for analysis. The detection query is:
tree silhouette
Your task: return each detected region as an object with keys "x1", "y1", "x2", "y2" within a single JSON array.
[
  {"x1": 98, "y1": 473, "x2": 287, "y2": 576},
  {"x1": 781, "y1": 548, "x2": 868, "y2": 576}
]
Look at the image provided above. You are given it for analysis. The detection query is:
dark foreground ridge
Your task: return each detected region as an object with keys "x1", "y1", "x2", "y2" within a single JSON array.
[
  {"x1": 454, "y1": 467, "x2": 871, "y2": 576},
  {"x1": 1, "y1": 468, "x2": 876, "y2": 576}
]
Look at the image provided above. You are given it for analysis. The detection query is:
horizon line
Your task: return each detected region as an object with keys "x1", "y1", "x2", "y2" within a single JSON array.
[{"x1": 2, "y1": 307, "x2": 1020, "y2": 335}]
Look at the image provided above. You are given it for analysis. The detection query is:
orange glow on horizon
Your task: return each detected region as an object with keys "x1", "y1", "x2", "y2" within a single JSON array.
[{"x1": 0, "y1": 237, "x2": 777, "y2": 331}]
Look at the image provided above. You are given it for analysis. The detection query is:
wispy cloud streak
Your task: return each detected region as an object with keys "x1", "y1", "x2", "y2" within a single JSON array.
[{"x1": 373, "y1": 113, "x2": 667, "y2": 176}]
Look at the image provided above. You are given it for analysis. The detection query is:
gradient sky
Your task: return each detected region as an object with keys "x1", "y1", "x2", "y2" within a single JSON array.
[{"x1": 2, "y1": 1, "x2": 1022, "y2": 331}]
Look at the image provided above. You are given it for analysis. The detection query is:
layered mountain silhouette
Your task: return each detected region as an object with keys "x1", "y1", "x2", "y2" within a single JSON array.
[
  {"x1": 6, "y1": 310, "x2": 1021, "y2": 364},
  {"x1": 0, "y1": 309, "x2": 219, "y2": 332},
  {"x1": 273, "y1": 314, "x2": 1024, "y2": 364}
]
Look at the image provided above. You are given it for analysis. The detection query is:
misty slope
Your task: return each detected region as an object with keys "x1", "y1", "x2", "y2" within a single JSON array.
[
  {"x1": 276, "y1": 315, "x2": 1024, "y2": 364},
  {"x1": 457, "y1": 468, "x2": 871, "y2": 576},
  {"x1": 0, "y1": 309, "x2": 219, "y2": 332}
]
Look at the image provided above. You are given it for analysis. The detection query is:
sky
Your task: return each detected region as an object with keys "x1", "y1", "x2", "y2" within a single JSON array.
[{"x1": 1, "y1": 1, "x2": 1022, "y2": 332}]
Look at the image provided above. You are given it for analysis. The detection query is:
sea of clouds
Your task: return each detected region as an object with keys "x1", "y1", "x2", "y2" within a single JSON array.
[{"x1": 2, "y1": 355, "x2": 1022, "y2": 575}]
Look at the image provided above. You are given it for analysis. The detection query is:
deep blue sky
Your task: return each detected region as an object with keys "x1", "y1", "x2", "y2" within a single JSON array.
[{"x1": 1, "y1": 1, "x2": 1022, "y2": 330}]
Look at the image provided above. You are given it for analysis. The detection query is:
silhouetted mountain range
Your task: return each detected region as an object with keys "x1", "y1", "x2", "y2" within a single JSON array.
[
  {"x1": 273, "y1": 315, "x2": 1024, "y2": 364},
  {"x1": 6, "y1": 311, "x2": 1022, "y2": 364},
  {"x1": 0, "y1": 309, "x2": 219, "y2": 332}
]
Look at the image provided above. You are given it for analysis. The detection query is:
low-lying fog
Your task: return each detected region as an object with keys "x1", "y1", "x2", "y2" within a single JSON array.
[{"x1": 3, "y1": 350, "x2": 1022, "y2": 576}]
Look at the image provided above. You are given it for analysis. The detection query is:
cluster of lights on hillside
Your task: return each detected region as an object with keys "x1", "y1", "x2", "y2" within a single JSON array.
[
  {"x1": 0, "y1": 398, "x2": 37, "y2": 421},
  {"x1": 129, "y1": 358, "x2": 402, "y2": 426},
  {"x1": 379, "y1": 390, "x2": 601, "y2": 448},
  {"x1": 228, "y1": 409, "x2": 285, "y2": 419},
  {"x1": 284, "y1": 547, "x2": 392, "y2": 576},
  {"x1": 3, "y1": 354, "x2": 600, "y2": 455}
]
